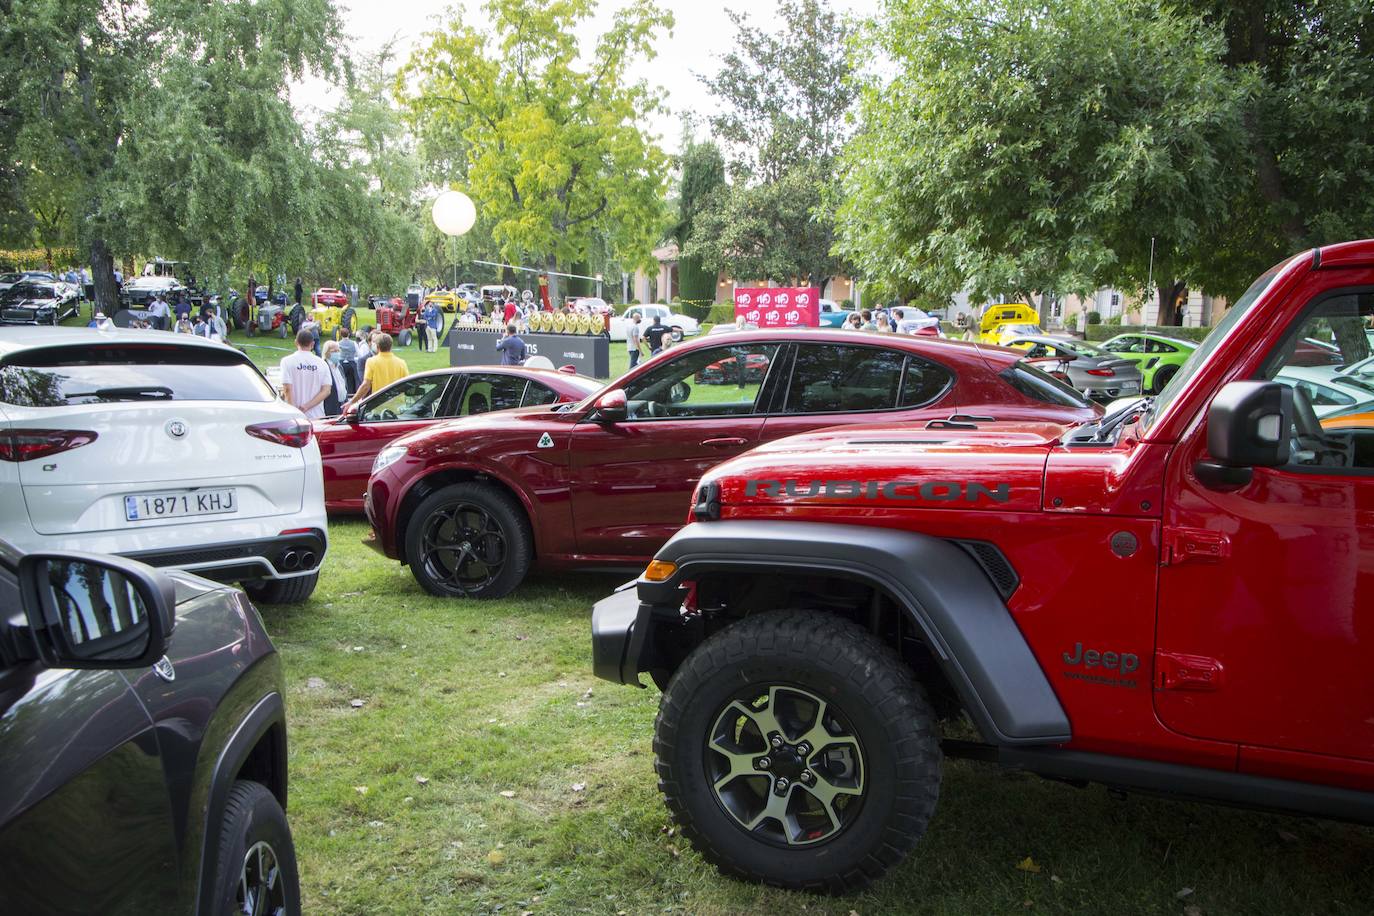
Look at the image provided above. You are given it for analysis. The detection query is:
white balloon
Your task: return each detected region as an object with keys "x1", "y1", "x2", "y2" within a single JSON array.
[{"x1": 431, "y1": 190, "x2": 476, "y2": 236}]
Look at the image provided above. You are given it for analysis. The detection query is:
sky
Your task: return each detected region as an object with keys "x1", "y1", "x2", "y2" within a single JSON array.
[{"x1": 291, "y1": 0, "x2": 886, "y2": 152}]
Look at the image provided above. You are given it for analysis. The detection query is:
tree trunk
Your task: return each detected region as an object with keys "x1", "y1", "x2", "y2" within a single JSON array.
[
  {"x1": 89, "y1": 237, "x2": 119, "y2": 314},
  {"x1": 1157, "y1": 280, "x2": 1187, "y2": 326},
  {"x1": 544, "y1": 256, "x2": 560, "y2": 306},
  {"x1": 1036, "y1": 291, "x2": 1056, "y2": 328}
]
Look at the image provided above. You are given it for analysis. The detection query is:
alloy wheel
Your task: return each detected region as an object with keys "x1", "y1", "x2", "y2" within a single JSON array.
[
  {"x1": 418, "y1": 502, "x2": 508, "y2": 595},
  {"x1": 705, "y1": 684, "x2": 866, "y2": 847},
  {"x1": 237, "y1": 840, "x2": 286, "y2": 916}
]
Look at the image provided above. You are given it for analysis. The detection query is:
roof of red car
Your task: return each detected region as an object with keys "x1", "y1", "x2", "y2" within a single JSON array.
[
  {"x1": 392, "y1": 364, "x2": 601, "y2": 396},
  {"x1": 1316, "y1": 239, "x2": 1374, "y2": 269},
  {"x1": 669, "y1": 327, "x2": 1012, "y2": 364}
]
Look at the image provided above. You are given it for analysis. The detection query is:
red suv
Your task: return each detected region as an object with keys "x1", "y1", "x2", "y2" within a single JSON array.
[
  {"x1": 592, "y1": 240, "x2": 1374, "y2": 892},
  {"x1": 365, "y1": 330, "x2": 1100, "y2": 598}
]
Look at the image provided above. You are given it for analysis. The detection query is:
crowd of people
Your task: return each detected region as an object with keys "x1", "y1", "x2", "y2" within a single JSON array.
[{"x1": 278, "y1": 324, "x2": 411, "y2": 419}]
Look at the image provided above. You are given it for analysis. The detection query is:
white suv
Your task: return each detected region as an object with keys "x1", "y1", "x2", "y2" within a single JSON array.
[{"x1": 0, "y1": 327, "x2": 327, "y2": 603}]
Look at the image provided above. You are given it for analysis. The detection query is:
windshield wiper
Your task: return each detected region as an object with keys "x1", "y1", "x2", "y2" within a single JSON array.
[
  {"x1": 1090, "y1": 396, "x2": 1153, "y2": 442},
  {"x1": 65, "y1": 386, "x2": 175, "y2": 401}
]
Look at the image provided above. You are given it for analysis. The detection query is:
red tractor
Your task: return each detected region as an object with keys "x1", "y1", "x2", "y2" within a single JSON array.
[{"x1": 374, "y1": 296, "x2": 421, "y2": 347}]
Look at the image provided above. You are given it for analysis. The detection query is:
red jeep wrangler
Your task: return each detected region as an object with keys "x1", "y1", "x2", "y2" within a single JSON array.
[{"x1": 592, "y1": 240, "x2": 1374, "y2": 892}]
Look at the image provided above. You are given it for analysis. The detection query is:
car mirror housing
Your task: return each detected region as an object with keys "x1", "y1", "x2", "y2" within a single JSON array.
[
  {"x1": 1197, "y1": 380, "x2": 1292, "y2": 489},
  {"x1": 16, "y1": 552, "x2": 176, "y2": 670},
  {"x1": 595, "y1": 389, "x2": 628, "y2": 423}
]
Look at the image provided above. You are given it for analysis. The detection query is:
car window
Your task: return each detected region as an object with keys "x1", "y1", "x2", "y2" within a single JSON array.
[
  {"x1": 899, "y1": 355, "x2": 954, "y2": 408},
  {"x1": 782, "y1": 345, "x2": 907, "y2": 414},
  {"x1": 1147, "y1": 339, "x2": 1178, "y2": 354},
  {"x1": 0, "y1": 344, "x2": 274, "y2": 405},
  {"x1": 1102, "y1": 336, "x2": 1141, "y2": 353},
  {"x1": 522, "y1": 382, "x2": 559, "y2": 407},
  {"x1": 625, "y1": 343, "x2": 781, "y2": 420},
  {"x1": 1020, "y1": 342, "x2": 1051, "y2": 358},
  {"x1": 362, "y1": 377, "x2": 450, "y2": 422},
  {"x1": 1002, "y1": 360, "x2": 1092, "y2": 408},
  {"x1": 458, "y1": 373, "x2": 526, "y2": 415},
  {"x1": 1261, "y1": 290, "x2": 1374, "y2": 471}
]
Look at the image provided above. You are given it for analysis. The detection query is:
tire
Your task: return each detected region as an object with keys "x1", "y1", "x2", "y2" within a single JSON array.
[
  {"x1": 244, "y1": 573, "x2": 318, "y2": 605},
  {"x1": 1151, "y1": 364, "x2": 1177, "y2": 394},
  {"x1": 404, "y1": 482, "x2": 532, "y2": 599},
  {"x1": 655, "y1": 610, "x2": 941, "y2": 894},
  {"x1": 210, "y1": 780, "x2": 301, "y2": 916},
  {"x1": 670, "y1": 325, "x2": 684, "y2": 342},
  {"x1": 341, "y1": 306, "x2": 356, "y2": 333},
  {"x1": 398, "y1": 328, "x2": 413, "y2": 348}
]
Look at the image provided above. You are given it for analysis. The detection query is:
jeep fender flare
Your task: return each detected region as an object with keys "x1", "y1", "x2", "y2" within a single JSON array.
[{"x1": 639, "y1": 520, "x2": 1070, "y2": 747}]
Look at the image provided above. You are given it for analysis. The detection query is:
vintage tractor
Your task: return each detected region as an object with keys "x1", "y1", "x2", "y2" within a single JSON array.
[{"x1": 375, "y1": 296, "x2": 421, "y2": 347}]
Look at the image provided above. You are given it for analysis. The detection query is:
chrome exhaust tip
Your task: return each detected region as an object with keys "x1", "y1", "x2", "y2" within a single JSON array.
[
  {"x1": 279, "y1": 550, "x2": 300, "y2": 571},
  {"x1": 299, "y1": 550, "x2": 317, "y2": 569}
]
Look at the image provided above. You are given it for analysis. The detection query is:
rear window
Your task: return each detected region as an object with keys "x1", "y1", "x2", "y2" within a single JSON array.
[
  {"x1": 1001, "y1": 360, "x2": 1092, "y2": 408},
  {"x1": 0, "y1": 344, "x2": 275, "y2": 407}
]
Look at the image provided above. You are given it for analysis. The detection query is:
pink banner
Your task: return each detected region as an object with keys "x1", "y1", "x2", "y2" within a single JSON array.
[{"x1": 734, "y1": 286, "x2": 820, "y2": 328}]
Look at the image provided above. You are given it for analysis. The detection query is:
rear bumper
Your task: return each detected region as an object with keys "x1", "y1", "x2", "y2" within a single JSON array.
[{"x1": 125, "y1": 530, "x2": 327, "y2": 582}]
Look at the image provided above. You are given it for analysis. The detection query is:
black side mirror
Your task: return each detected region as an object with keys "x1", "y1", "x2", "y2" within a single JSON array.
[
  {"x1": 16, "y1": 553, "x2": 176, "y2": 670},
  {"x1": 1196, "y1": 380, "x2": 1292, "y2": 489},
  {"x1": 595, "y1": 388, "x2": 628, "y2": 423}
]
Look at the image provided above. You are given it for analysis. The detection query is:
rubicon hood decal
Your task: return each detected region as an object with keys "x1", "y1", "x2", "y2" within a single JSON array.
[{"x1": 745, "y1": 479, "x2": 1012, "y2": 504}]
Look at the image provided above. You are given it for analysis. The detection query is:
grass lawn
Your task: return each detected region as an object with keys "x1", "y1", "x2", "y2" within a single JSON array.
[{"x1": 271, "y1": 521, "x2": 1374, "y2": 915}]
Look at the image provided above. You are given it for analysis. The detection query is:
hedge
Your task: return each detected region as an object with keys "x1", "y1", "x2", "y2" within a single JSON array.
[{"x1": 1085, "y1": 324, "x2": 1213, "y2": 343}]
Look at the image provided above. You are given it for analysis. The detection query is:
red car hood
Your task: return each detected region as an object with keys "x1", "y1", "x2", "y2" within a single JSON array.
[{"x1": 704, "y1": 420, "x2": 1068, "y2": 513}]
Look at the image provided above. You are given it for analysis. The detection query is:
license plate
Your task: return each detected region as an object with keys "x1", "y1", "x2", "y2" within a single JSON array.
[
  {"x1": 125, "y1": 489, "x2": 236, "y2": 521},
  {"x1": 1120, "y1": 382, "x2": 1139, "y2": 391}
]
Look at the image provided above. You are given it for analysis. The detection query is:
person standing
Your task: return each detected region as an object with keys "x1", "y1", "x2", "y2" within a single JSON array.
[
  {"x1": 347, "y1": 333, "x2": 408, "y2": 408},
  {"x1": 321, "y1": 339, "x2": 350, "y2": 414},
  {"x1": 421, "y1": 300, "x2": 441, "y2": 352},
  {"x1": 279, "y1": 329, "x2": 333, "y2": 420},
  {"x1": 495, "y1": 323, "x2": 528, "y2": 366},
  {"x1": 337, "y1": 333, "x2": 358, "y2": 394},
  {"x1": 644, "y1": 315, "x2": 669, "y2": 355},
  {"x1": 503, "y1": 297, "x2": 519, "y2": 325},
  {"x1": 625, "y1": 314, "x2": 645, "y2": 368},
  {"x1": 294, "y1": 277, "x2": 304, "y2": 307},
  {"x1": 148, "y1": 294, "x2": 170, "y2": 330},
  {"x1": 354, "y1": 327, "x2": 373, "y2": 383}
]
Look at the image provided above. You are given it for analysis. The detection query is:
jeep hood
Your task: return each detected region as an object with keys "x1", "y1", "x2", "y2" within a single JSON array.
[{"x1": 705, "y1": 420, "x2": 1063, "y2": 512}]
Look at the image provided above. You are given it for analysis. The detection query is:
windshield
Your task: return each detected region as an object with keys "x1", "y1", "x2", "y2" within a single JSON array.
[
  {"x1": 1, "y1": 283, "x2": 54, "y2": 302},
  {"x1": 1148, "y1": 260, "x2": 1286, "y2": 425},
  {"x1": 1064, "y1": 341, "x2": 1109, "y2": 357}
]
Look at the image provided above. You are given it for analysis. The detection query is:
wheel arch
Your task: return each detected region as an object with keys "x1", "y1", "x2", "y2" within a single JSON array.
[
  {"x1": 394, "y1": 464, "x2": 539, "y2": 561},
  {"x1": 637, "y1": 520, "x2": 1070, "y2": 748}
]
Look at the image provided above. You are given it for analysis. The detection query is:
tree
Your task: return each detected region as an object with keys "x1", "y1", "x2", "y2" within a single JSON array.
[
  {"x1": 3, "y1": 0, "x2": 344, "y2": 308},
  {"x1": 838, "y1": 0, "x2": 1253, "y2": 321},
  {"x1": 684, "y1": 0, "x2": 856, "y2": 292},
  {"x1": 673, "y1": 137, "x2": 726, "y2": 304},
  {"x1": 399, "y1": 0, "x2": 673, "y2": 304}
]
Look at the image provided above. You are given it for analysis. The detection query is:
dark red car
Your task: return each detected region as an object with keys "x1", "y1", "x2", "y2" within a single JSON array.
[
  {"x1": 365, "y1": 330, "x2": 1101, "y2": 598},
  {"x1": 315, "y1": 366, "x2": 600, "y2": 513},
  {"x1": 312, "y1": 287, "x2": 349, "y2": 307}
]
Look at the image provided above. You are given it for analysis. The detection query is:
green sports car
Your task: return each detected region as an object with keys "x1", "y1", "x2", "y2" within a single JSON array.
[{"x1": 1099, "y1": 331, "x2": 1198, "y2": 394}]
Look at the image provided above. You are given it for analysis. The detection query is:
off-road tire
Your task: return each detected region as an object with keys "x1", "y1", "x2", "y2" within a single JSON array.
[
  {"x1": 244, "y1": 573, "x2": 319, "y2": 605},
  {"x1": 210, "y1": 780, "x2": 300, "y2": 916},
  {"x1": 1151, "y1": 364, "x2": 1178, "y2": 395},
  {"x1": 341, "y1": 306, "x2": 356, "y2": 333},
  {"x1": 404, "y1": 482, "x2": 532, "y2": 599},
  {"x1": 655, "y1": 610, "x2": 941, "y2": 894},
  {"x1": 398, "y1": 328, "x2": 413, "y2": 348}
]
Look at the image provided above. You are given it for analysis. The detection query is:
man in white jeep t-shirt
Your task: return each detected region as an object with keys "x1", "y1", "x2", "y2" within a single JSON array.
[{"x1": 279, "y1": 328, "x2": 333, "y2": 419}]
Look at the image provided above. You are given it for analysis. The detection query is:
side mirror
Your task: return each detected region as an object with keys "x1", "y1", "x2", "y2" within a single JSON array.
[
  {"x1": 1197, "y1": 380, "x2": 1292, "y2": 489},
  {"x1": 344, "y1": 404, "x2": 361, "y2": 424},
  {"x1": 16, "y1": 552, "x2": 176, "y2": 670},
  {"x1": 595, "y1": 388, "x2": 628, "y2": 423}
]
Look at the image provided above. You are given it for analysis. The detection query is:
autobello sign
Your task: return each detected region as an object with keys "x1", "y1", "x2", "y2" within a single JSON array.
[
  {"x1": 734, "y1": 287, "x2": 820, "y2": 328},
  {"x1": 447, "y1": 328, "x2": 611, "y2": 378}
]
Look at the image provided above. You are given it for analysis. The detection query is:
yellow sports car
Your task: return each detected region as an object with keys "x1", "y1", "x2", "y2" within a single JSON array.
[{"x1": 977, "y1": 303, "x2": 1042, "y2": 345}]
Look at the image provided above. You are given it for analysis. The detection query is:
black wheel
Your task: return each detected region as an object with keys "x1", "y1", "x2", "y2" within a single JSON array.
[
  {"x1": 341, "y1": 306, "x2": 356, "y2": 332},
  {"x1": 655, "y1": 610, "x2": 941, "y2": 894},
  {"x1": 404, "y1": 482, "x2": 531, "y2": 599},
  {"x1": 398, "y1": 328, "x2": 413, "y2": 347},
  {"x1": 288, "y1": 304, "x2": 305, "y2": 332},
  {"x1": 211, "y1": 780, "x2": 300, "y2": 916},
  {"x1": 1151, "y1": 364, "x2": 1178, "y2": 394},
  {"x1": 244, "y1": 573, "x2": 318, "y2": 605}
]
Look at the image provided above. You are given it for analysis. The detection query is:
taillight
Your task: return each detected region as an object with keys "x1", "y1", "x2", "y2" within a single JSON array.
[
  {"x1": 246, "y1": 418, "x2": 313, "y2": 448},
  {"x1": 0, "y1": 428, "x2": 98, "y2": 462},
  {"x1": 1086, "y1": 367, "x2": 1116, "y2": 377}
]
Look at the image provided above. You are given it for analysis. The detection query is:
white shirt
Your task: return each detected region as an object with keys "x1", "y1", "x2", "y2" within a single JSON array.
[{"x1": 279, "y1": 349, "x2": 332, "y2": 419}]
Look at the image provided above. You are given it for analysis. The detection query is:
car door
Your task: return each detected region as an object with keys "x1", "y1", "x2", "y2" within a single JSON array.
[
  {"x1": 321, "y1": 375, "x2": 456, "y2": 506},
  {"x1": 1155, "y1": 281, "x2": 1374, "y2": 767},
  {"x1": 568, "y1": 341, "x2": 784, "y2": 559},
  {"x1": 0, "y1": 570, "x2": 180, "y2": 913},
  {"x1": 761, "y1": 342, "x2": 957, "y2": 442}
]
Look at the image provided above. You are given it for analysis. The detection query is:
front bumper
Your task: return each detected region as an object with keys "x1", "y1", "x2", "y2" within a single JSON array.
[{"x1": 591, "y1": 578, "x2": 686, "y2": 686}]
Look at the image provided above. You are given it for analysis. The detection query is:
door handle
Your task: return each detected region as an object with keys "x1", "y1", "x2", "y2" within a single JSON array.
[{"x1": 701, "y1": 437, "x2": 747, "y2": 448}]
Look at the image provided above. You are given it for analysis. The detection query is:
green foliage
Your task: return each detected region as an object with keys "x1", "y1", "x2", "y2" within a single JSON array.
[
  {"x1": 2, "y1": 0, "x2": 346, "y2": 302},
  {"x1": 685, "y1": 0, "x2": 855, "y2": 288},
  {"x1": 675, "y1": 139, "x2": 726, "y2": 304},
  {"x1": 705, "y1": 302, "x2": 738, "y2": 325},
  {"x1": 1065, "y1": 313, "x2": 1079, "y2": 331},
  {"x1": 1087, "y1": 324, "x2": 1212, "y2": 343},
  {"x1": 399, "y1": 0, "x2": 674, "y2": 303},
  {"x1": 1086, "y1": 311, "x2": 1102, "y2": 325},
  {"x1": 839, "y1": 0, "x2": 1251, "y2": 306},
  {"x1": 1104, "y1": 314, "x2": 1123, "y2": 326}
]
